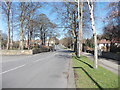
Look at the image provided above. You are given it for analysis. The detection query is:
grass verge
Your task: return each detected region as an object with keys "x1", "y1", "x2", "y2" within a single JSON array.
[{"x1": 72, "y1": 55, "x2": 119, "y2": 89}]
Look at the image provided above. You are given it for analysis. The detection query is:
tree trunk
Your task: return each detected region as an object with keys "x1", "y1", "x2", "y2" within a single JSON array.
[
  {"x1": 87, "y1": 0, "x2": 98, "y2": 69},
  {"x1": 80, "y1": 1, "x2": 83, "y2": 53},
  {"x1": 5, "y1": 2, "x2": 11, "y2": 50},
  {"x1": 73, "y1": 11, "x2": 78, "y2": 55},
  {"x1": 43, "y1": 32, "x2": 46, "y2": 45},
  {"x1": 7, "y1": 13, "x2": 10, "y2": 50},
  {"x1": 27, "y1": 30, "x2": 30, "y2": 50},
  {"x1": 48, "y1": 37, "x2": 50, "y2": 46},
  {"x1": 77, "y1": 0, "x2": 83, "y2": 57},
  {"x1": 29, "y1": 20, "x2": 33, "y2": 48},
  {"x1": 10, "y1": 12, "x2": 13, "y2": 49},
  {"x1": 75, "y1": 37, "x2": 77, "y2": 55},
  {"x1": 10, "y1": 26, "x2": 13, "y2": 49},
  {"x1": 19, "y1": 21, "x2": 24, "y2": 50},
  {"x1": 39, "y1": 25, "x2": 43, "y2": 45}
]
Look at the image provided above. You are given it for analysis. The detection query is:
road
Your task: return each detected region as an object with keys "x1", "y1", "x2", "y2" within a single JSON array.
[{"x1": 1, "y1": 46, "x2": 75, "y2": 88}]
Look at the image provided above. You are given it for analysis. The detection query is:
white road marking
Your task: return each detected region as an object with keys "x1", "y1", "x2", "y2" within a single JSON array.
[
  {"x1": 0, "y1": 64, "x2": 26, "y2": 75},
  {"x1": 1, "y1": 52, "x2": 59, "y2": 74}
]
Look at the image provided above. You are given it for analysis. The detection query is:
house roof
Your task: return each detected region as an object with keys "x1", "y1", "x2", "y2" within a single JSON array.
[
  {"x1": 111, "y1": 38, "x2": 120, "y2": 43},
  {"x1": 98, "y1": 39, "x2": 120, "y2": 44},
  {"x1": 98, "y1": 39, "x2": 111, "y2": 44}
]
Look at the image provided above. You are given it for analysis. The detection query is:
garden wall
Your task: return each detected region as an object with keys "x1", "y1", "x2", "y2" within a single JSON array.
[
  {"x1": 102, "y1": 52, "x2": 120, "y2": 61},
  {"x1": 1, "y1": 48, "x2": 50, "y2": 55}
]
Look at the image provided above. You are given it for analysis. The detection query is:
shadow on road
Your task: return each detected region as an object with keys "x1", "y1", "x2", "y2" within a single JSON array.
[
  {"x1": 55, "y1": 49, "x2": 74, "y2": 59},
  {"x1": 57, "y1": 54, "x2": 71, "y2": 58},
  {"x1": 73, "y1": 67, "x2": 103, "y2": 90},
  {"x1": 58, "y1": 50, "x2": 75, "y2": 53}
]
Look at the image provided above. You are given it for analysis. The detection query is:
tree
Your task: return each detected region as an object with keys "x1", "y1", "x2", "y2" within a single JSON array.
[
  {"x1": 77, "y1": 0, "x2": 84, "y2": 57},
  {"x1": 51, "y1": 2, "x2": 91, "y2": 56},
  {"x1": 2, "y1": 2, "x2": 12, "y2": 50},
  {"x1": 17, "y1": 2, "x2": 41, "y2": 50},
  {"x1": 102, "y1": 2, "x2": 120, "y2": 52},
  {"x1": 33, "y1": 14, "x2": 56, "y2": 46},
  {"x1": 1, "y1": 32, "x2": 7, "y2": 49},
  {"x1": 103, "y1": 2, "x2": 120, "y2": 41},
  {"x1": 85, "y1": 38, "x2": 94, "y2": 48},
  {"x1": 18, "y1": 2, "x2": 27, "y2": 50},
  {"x1": 103, "y1": 25, "x2": 120, "y2": 40},
  {"x1": 59, "y1": 2, "x2": 78, "y2": 54},
  {"x1": 24, "y1": 2, "x2": 41, "y2": 49},
  {"x1": 10, "y1": 3, "x2": 16, "y2": 49},
  {"x1": 87, "y1": 0, "x2": 98, "y2": 69},
  {"x1": 60, "y1": 37, "x2": 73, "y2": 48}
]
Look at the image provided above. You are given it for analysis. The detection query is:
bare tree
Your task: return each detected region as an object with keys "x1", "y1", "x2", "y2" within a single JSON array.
[
  {"x1": 18, "y1": 2, "x2": 27, "y2": 50},
  {"x1": 25, "y1": 2, "x2": 41, "y2": 49},
  {"x1": 87, "y1": 0, "x2": 98, "y2": 69},
  {"x1": 18, "y1": 2, "x2": 41, "y2": 50},
  {"x1": 103, "y1": 2, "x2": 120, "y2": 41},
  {"x1": 10, "y1": 5, "x2": 14, "y2": 49},
  {"x1": 2, "y1": 2, "x2": 12, "y2": 50},
  {"x1": 33, "y1": 14, "x2": 56, "y2": 46},
  {"x1": 77, "y1": 0, "x2": 84, "y2": 57},
  {"x1": 63, "y1": 2, "x2": 78, "y2": 54},
  {"x1": 51, "y1": 2, "x2": 90, "y2": 56}
]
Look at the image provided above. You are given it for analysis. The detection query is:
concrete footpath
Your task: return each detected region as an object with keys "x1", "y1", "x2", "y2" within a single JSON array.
[
  {"x1": 67, "y1": 57, "x2": 75, "y2": 88},
  {"x1": 82, "y1": 52, "x2": 120, "y2": 76}
]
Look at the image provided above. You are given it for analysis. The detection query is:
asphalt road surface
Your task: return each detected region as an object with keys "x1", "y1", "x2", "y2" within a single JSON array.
[{"x1": 1, "y1": 45, "x2": 74, "y2": 88}]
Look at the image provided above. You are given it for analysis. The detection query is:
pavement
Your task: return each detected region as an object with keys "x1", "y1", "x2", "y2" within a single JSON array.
[
  {"x1": 0, "y1": 45, "x2": 75, "y2": 88},
  {"x1": 82, "y1": 52, "x2": 120, "y2": 76}
]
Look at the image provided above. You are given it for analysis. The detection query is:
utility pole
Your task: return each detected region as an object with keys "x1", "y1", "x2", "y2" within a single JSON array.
[{"x1": 87, "y1": 0, "x2": 98, "y2": 69}]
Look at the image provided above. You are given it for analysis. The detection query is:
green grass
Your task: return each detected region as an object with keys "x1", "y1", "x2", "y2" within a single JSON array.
[{"x1": 72, "y1": 55, "x2": 119, "y2": 89}]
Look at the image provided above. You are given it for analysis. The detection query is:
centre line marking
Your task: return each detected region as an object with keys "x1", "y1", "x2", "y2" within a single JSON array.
[{"x1": 0, "y1": 64, "x2": 26, "y2": 75}]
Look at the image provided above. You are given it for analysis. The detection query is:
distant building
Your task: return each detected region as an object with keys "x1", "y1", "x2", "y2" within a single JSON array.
[
  {"x1": 97, "y1": 39, "x2": 120, "y2": 52},
  {"x1": 97, "y1": 39, "x2": 111, "y2": 52},
  {"x1": 45, "y1": 40, "x2": 55, "y2": 46},
  {"x1": 25, "y1": 40, "x2": 42, "y2": 48},
  {"x1": 25, "y1": 39, "x2": 56, "y2": 48}
]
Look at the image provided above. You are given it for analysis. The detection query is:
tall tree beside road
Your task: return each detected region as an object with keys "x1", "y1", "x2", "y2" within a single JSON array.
[
  {"x1": 52, "y1": 2, "x2": 91, "y2": 56},
  {"x1": 25, "y1": 2, "x2": 41, "y2": 49},
  {"x1": 18, "y1": 2, "x2": 27, "y2": 50},
  {"x1": 77, "y1": 0, "x2": 83, "y2": 57},
  {"x1": 87, "y1": 0, "x2": 98, "y2": 69},
  {"x1": 18, "y1": 2, "x2": 41, "y2": 49},
  {"x1": 10, "y1": 3, "x2": 16, "y2": 49},
  {"x1": 2, "y1": 2, "x2": 12, "y2": 50},
  {"x1": 56, "y1": 2, "x2": 78, "y2": 53},
  {"x1": 103, "y1": 2, "x2": 120, "y2": 41},
  {"x1": 33, "y1": 14, "x2": 56, "y2": 46},
  {"x1": 102, "y1": 2, "x2": 120, "y2": 52}
]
